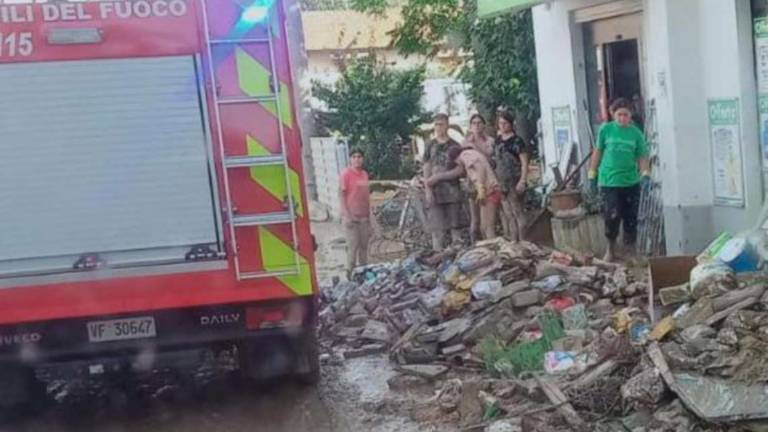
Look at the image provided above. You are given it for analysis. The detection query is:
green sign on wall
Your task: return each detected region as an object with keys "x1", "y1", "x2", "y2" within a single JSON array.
[
  {"x1": 707, "y1": 98, "x2": 745, "y2": 207},
  {"x1": 478, "y1": 0, "x2": 543, "y2": 18},
  {"x1": 755, "y1": 17, "x2": 768, "y2": 170},
  {"x1": 756, "y1": 17, "x2": 768, "y2": 37}
]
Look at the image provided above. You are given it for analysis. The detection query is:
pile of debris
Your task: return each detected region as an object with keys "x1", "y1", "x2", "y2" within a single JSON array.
[
  {"x1": 647, "y1": 261, "x2": 768, "y2": 426},
  {"x1": 318, "y1": 238, "x2": 768, "y2": 431}
]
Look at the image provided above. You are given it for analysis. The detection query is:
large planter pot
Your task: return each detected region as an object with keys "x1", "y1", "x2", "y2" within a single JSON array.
[{"x1": 550, "y1": 190, "x2": 582, "y2": 211}]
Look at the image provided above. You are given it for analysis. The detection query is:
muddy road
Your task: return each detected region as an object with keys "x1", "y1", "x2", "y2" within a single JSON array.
[{"x1": 2, "y1": 356, "x2": 431, "y2": 432}]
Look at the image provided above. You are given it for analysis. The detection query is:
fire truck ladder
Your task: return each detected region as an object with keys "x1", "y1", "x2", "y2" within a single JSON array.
[{"x1": 202, "y1": 3, "x2": 301, "y2": 280}]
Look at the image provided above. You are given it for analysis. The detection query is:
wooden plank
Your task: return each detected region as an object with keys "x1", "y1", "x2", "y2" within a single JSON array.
[
  {"x1": 647, "y1": 342, "x2": 707, "y2": 421},
  {"x1": 703, "y1": 297, "x2": 758, "y2": 327},
  {"x1": 564, "y1": 360, "x2": 618, "y2": 391},
  {"x1": 712, "y1": 285, "x2": 766, "y2": 312},
  {"x1": 535, "y1": 377, "x2": 587, "y2": 431},
  {"x1": 647, "y1": 342, "x2": 676, "y2": 389}
]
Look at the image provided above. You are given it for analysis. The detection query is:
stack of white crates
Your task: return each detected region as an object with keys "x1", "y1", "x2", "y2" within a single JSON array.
[{"x1": 310, "y1": 137, "x2": 349, "y2": 221}]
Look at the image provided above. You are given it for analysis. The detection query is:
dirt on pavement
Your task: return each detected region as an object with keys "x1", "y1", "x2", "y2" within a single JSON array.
[{"x1": 2, "y1": 356, "x2": 430, "y2": 432}]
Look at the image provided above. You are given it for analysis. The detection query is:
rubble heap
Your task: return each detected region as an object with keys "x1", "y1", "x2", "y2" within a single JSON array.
[{"x1": 319, "y1": 238, "x2": 768, "y2": 431}]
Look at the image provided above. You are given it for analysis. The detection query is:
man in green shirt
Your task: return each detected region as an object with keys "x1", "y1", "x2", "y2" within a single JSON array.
[{"x1": 588, "y1": 98, "x2": 650, "y2": 262}]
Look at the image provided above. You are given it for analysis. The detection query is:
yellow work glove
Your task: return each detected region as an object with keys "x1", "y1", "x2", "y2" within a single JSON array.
[
  {"x1": 476, "y1": 185, "x2": 487, "y2": 202},
  {"x1": 588, "y1": 170, "x2": 598, "y2": 194}
]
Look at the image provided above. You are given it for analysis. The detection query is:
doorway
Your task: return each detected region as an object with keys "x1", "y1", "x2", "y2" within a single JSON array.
[{"x1": 582, "y1": 13, "x2": 644, "y2": 133}]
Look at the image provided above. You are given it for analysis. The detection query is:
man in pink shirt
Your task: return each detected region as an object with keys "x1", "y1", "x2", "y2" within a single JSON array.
[{"x1": 339, "y1": 149, "x2": 371, "y2": 275}]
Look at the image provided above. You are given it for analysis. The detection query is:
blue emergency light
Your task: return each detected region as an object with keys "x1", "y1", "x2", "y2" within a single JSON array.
[{"x1": 241, "y1": 0, "x2": 273, "y2": 24}]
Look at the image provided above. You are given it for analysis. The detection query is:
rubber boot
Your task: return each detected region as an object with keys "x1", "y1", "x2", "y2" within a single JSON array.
[
  {"x1": 623, "y1": 243, "x2": 646, "y2": 267},
  {"x1": 623, "y1": 243, "x2": 636, "y2": 259}
]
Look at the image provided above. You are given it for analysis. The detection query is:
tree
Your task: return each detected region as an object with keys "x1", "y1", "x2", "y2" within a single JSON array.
[
  {"x1": 313, "y1": 56, "x2": 430, "y2": 179},
  {"x1": 350, "y1": 0, "x2": 540, "y2": 132},
  {"x1": 461, "y1": 8, "x2": 539, "y2": 125}
]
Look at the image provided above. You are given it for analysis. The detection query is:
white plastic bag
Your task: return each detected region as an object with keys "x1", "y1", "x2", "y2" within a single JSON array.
[
  {"x1": 471, "y1": 280, "x2": 503, "y2": 300},
  {"x1": 689, "y1": 261, "x2": 736, "y2": 299}
]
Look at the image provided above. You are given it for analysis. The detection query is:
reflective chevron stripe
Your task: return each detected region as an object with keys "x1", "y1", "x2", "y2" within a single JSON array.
[
  {"x1": 258, "y1": 227, "x2": 312, "y2": 296},
  {"x1": 235, "y1": 48, "x2": 293, "y2": 128}
]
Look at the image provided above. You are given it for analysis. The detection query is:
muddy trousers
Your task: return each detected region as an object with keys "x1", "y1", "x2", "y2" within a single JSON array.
[
  {"x1": 468, "y1": 199, "x2": 498, "y2": 242},
  {"x1": 427, "y1": 202, "x2": 462, "y2": 250},
  {"x1": 468, "y1": 199, "x2": 480, "y2": 243},
  {"x1": 602, "y1": 185, "x2": 640, "y2": 245},
  {"x1": 500, "y1": 192, "x2": 526, "y2": 241},
  {"x1": 345, "y1": 219, "x2": 371, "y2": 273}
]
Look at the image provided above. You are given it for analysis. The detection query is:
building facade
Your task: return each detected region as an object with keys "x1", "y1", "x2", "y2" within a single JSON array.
[
  {"x1": 485, "y1": 0, "x2": 768, "y2": 254},
  {"x1": 301, "y1": 9, "x2": 472, "y2": 123}
]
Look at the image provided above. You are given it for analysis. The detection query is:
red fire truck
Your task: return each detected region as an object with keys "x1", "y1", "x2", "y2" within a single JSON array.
[{"x1": 0, "y1": 0, "x2": 319, "y2": 406}]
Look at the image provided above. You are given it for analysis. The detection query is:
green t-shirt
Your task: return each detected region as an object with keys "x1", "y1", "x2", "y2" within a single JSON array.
[{"x1": 595, "y1": 121, "x2": 649, "y2": 187}]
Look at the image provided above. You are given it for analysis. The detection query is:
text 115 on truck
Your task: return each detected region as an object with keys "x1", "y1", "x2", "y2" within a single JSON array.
[{"x1": 0, "y1": 0, "x2": 319, "y2": 406}]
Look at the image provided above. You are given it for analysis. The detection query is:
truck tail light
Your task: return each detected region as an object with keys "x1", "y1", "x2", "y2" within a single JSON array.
[{"x1": 245, "y1": 302, "x2": 304, "y2": 330}]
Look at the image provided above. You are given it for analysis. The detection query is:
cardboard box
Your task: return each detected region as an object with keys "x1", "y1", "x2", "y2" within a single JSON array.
[{"x1": 647, "y1": 256, "x2": 697, "y2": 322}]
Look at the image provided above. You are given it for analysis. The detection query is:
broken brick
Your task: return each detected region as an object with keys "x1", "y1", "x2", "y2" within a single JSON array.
[
  {"x1": 361, "y1": 320, "x2": 391, "y2": 342},
  {"x1": 511, "y1": 290, "x2": 542, "y2": 307}
]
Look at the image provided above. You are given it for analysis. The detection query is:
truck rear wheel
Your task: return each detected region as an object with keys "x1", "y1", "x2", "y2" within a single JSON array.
[
  {"x1": 238, "y1": 329, "x2": 320, "y2": 386},
  {"x1": 0, "y1": 364, "x2": 45, "y2": 420},
  {"x1": 293, "y1": 330, "x2": 320, "y2": 386}
]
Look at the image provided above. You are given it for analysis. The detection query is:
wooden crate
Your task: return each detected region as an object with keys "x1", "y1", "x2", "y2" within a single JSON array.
[{"x1": 551, "y1": 214, "x2": 608, "y2": 256}]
